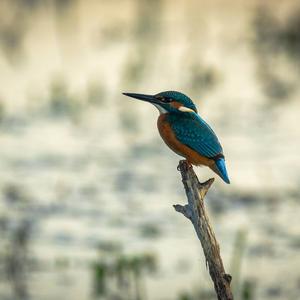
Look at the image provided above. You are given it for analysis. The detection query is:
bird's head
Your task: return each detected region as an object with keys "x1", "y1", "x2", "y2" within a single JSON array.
[{"x1": 123, "y1": 91, "x2": 197, "y2": 114}]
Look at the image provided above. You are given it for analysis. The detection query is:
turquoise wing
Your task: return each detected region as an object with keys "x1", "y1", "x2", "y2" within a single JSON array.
[{"x1": 168, "y1": 113, "x2": 223, "y2": 158}]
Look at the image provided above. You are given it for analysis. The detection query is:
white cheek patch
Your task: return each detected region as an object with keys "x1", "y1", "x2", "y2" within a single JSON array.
[
  {"x1": 154, "y1": 104, "x2": 168, "y2": 114},
  {"x1": 179, "y1": 106, "x2": 195, "y2": 113}
]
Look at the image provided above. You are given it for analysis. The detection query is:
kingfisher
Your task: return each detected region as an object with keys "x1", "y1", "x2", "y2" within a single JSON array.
[{"x1": 123, "y1": 91, "x2": 230, "y2": 184}]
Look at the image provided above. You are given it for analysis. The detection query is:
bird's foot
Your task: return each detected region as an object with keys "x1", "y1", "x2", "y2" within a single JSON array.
[
  {"x1": 186, "y1": 161, "x2": 193, "y2": 169},
  {"x1": 177, "y1": 160, "x2": 193, "y2": 171}
]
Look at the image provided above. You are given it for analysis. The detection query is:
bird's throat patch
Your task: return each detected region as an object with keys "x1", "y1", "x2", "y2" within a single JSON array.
[{"x1": 154, "y1": 104, "x2": 168, "y2": 114}]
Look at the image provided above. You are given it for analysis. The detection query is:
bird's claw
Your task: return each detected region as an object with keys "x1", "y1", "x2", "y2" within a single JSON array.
[{"x1": 177, "y1": 160, "x2": 193, "y2": 172}]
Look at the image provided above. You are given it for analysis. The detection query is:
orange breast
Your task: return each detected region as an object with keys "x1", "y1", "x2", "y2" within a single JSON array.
[{"x1": 157, "y1": 114, "x2": 214, "y2": 167}]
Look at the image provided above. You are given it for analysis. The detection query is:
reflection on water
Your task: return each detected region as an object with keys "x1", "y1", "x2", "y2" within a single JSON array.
[{"x1": 0, "y1": 0, "x2": 300, "y2": 299}]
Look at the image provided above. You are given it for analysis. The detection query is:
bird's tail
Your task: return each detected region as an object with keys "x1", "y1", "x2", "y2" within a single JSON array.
[{"x1": 211, "y1": 158, "x2": 230, "y2": 184}]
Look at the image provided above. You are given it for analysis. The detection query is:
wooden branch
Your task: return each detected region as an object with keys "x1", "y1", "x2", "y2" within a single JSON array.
[{"x1": 174, "y1": 160, "x2": 233, "y2": 300}]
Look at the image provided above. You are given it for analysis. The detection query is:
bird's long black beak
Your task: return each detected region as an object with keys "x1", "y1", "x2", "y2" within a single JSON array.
[{"x1": 122, "y1": 92, "x2": 159, "y2": 104}]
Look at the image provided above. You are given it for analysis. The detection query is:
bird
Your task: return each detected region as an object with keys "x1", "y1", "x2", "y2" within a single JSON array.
[{"x1": 123, "y1": 91, "x2": 230, "y2": 184}]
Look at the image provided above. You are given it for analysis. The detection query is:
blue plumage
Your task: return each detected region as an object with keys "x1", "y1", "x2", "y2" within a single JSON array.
[
  {"x1": 214, "y1": 158, "x2": 230, "y2": 184},
  {"x1": 167, "y1": 112, "x2": 223, "y2": 158},
  {"x1": 123, "y1": 90, "x2": 230, "y2": 184},
  {"x1": 156, "y1": 91, "x2": 198, "y2": 113}
]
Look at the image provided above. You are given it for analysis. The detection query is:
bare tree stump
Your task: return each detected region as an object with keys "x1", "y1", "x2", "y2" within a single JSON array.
[{"x1": 174, "y1": 160, "x2": 233, "y2": 300}]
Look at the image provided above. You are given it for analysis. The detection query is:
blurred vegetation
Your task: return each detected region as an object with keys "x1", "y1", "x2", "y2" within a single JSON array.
[
  {"x1": 92, "y1": 244, "x2": 157, "y2": 300},
  {"x1": 184, "y1": 1, "x2": 220, "y2": 97},
  {"x1": 47, "y1": 79, "x2": 82, "y2": 120},
  {"x1": 252, "y1": 6, "x2": 300, "y2": 104},
  {"x1": 28, "y1": 77, "x2": 105, "y2": 123},
  {"x1": 0, "y1": 0, "x2": 43, "y2": 64},
  {"x1": 139, "y1": 222, "x2": 161, "y2": 239},
  {"x1": 119, "y1": 0, "x2": 164, "y2": 135},
  {"x1": 0, "y1": 101, "x2": 6, "y2": 125},
  {"x1": 230, "y1": 229, "x2": 249, "y2": 299},
  {"x1": 186, "y1": 64, "x2": 219, "y2": 97},
  {"x1": 0, "y1": 182, "x2": 34, "y2": 300},
  {"x1": 122, "y1": 0, "x2": 163, "y2": 86},
  {"x1": 254, "y1": 7, "x2": 300, "y2": 60}
]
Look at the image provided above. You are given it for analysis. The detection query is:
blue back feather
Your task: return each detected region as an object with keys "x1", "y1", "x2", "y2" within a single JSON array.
[{"x1": 167, "y1": 112, "x2": 223, "y2": 158}]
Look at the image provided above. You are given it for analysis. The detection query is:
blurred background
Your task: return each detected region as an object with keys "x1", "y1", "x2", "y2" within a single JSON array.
[{"x1": 0, "y1": 0, "x2": 300, "y2": 299}]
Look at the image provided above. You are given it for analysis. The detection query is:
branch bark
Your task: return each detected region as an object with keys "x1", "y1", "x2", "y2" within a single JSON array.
[{"x1": 174, "y1": 160, "x2": 233, "y2": 300}]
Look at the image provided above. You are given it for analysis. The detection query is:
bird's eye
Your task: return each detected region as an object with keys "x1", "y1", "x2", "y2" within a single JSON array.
[
  {"x1": 156, "y1": 96, "x2": 172, "y2": 103},
  {"x1": 156, "y1": 95, "x2": 165, "y2": 101}
]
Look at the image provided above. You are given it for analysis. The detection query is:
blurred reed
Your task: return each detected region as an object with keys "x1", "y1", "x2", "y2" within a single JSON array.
[
  {"x1": 92, "y1": 244, "x2": 157, "y2": 300},
  {"x1": 0, "y1": 183, "x2": 34, "y2": 300},
  {"x1": 252, "y1": 6, "x2": 300, "y2": 104},
  {"x1": 229, "y1": 229, "x2": 248, "y2": 299},
  {"x1": 119, "y1": 0, "x2": 164, "y2": 135}
]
